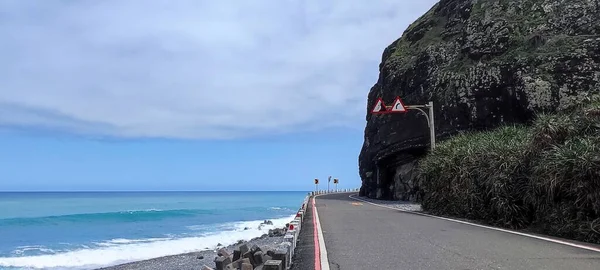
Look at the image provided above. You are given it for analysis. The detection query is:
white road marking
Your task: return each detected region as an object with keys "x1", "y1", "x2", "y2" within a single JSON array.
[
  {"x1": 313, "y1": 194, "x2": 330, "y2": 270},
  {"x1": 349, "y1": 194, "x2": 600, "y2": 253}
]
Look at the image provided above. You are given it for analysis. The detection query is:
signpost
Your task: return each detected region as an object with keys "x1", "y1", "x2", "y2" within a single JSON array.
[
  {"x1": 328, "y1": 176, "x2": 331, "y2": 192},
  {"x1": 333, "y1": 178, "x2": 339, "y2": 191},
  {"x1": 371, "y1": 96, "x2": 436, "y2": 150},
  {"x1": 314, "y1": 178, "x2": 319, "y2": 193}
]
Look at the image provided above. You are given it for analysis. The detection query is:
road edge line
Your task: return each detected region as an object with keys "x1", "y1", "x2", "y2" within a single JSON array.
[
  {"x1": 313, "y1": 195, "x2": 330, "y2": 270},
  {"x1": 349, "y1": 194, "x2": 600, "y2": 253}
]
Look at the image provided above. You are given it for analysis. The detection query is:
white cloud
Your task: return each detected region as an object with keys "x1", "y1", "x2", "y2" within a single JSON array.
[{"x1": 0, "y1": 0, "x2": 438, "y2": 139}]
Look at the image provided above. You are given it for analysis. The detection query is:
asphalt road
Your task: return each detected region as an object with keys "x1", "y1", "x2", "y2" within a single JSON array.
[{"x1": 316, "y1": 192, "x2": 600, "y2": 270}]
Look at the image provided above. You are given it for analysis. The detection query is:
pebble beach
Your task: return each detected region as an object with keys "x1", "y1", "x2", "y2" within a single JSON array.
[{"x1": 97, "y1": 232, "x2": 287, "y2": 270}]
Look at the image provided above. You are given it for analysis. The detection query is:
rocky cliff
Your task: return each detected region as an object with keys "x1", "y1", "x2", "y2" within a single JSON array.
[{"x1": 359, "y1": 0, "x2": 600, "y2": 200}]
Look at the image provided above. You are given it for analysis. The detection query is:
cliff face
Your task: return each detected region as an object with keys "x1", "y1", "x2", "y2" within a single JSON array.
[{"x1": 359, "y1": 0, "x2": 600, "y2": 200}]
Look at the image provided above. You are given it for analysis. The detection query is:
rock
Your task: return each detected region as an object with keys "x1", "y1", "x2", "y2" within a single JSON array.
[
  {"x1": 217, "y1": 243, "x2": 222, "y2": 247},
  {"x1": 359, "y1": 0, "x2": 600, "y2": 200},
  {"x1": 263, "y1": 260, "x2": 283, "y2": 270},
  {"x1": 197, "y1": 255, "x2": 205, "y2": 259},
  {"x1": 253, "y1": 251, "x2": 265, "y2": 265},
  {"x1": 238, "y1": 243, "x2": 249, "y2": 255},
  {"x1": 263, "y1": 254, "x2": 272, "y2": 262},
  {"x1": 266, "y1": 250, "x2": 275, "y2": 257},
  {"x1": 254, "y1": 265, "x2": 264, "y2": 270},
  {"x1": 232, "y1": 258, "x2": 251, "y2": 269},
  {"x1": 201, "y1": 265, "x2": 214, "y2": 270},
  {"x1": 267, "y1": 228, "x2": 286, "y2": 237},
  {"x1": 250, "y1": 244, "x2": 261, "y2": 253},
  {"x1": 233, "y1": 248, "x2": 241, "y2": 261},
  {"x1": 214, "y1": 256, "x2": 231, "y2": 270},
  {"x1": 242, "y1": 251, "x2": 256, "y2": 266},
  {"x1": 237, "y1": 240, "x2": 245, "y2": 244},
  {"x1": 243, "y1": 227, "x2": 250, "y2": 230},
  {"x1": 272, "y1": 250, "x2": 288, "y2": 270},
  {"x1": 241, "y1": 263, "x2": 253, "y2": 270},
  {"x1": 264, "y1": 220, "x2": 273, "y2": 225},
  {"x1": 261, "y1": 233, "x2": 268, "y2": 238},
  {"x1": 217, "y1": 248, "x2": 229, "y2": 257}
]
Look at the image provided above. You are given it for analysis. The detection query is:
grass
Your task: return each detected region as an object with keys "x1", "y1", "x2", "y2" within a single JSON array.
[{"x1": 418, "y1": 99, "x2": 600, "y2": 243}]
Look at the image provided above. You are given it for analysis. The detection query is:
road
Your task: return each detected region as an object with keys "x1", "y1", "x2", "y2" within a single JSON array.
[{"x1": 313, "y1": 192, "x2": 600, "y2": 270}]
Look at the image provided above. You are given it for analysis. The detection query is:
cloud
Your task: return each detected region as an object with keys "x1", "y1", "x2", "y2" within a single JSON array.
[{"x1": 0, "y1": 0, "x2": 438, "y2": 139}]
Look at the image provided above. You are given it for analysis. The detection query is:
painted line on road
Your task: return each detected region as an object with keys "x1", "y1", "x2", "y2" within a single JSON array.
[
  {"x1": 312, "y1": 195, "x2": 330, "y2": 270},
  {"x1": 349, "y1": 194, "x2": 600, "y2": 253}
]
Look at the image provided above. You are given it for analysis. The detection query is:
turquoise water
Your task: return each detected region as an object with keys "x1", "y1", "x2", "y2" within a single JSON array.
[{"x1": 0, "y1": 191, "x2": 307, "y2": 269}]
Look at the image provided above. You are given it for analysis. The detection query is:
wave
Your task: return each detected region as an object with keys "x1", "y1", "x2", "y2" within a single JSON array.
[
  {"x1": 0, "y1": 209, "x2": 212, "y2": 226},
  {"x1": 11, "y1": 246, "x2": 56, "y2": 256},
  {"x1": 0, "y1": 206, "x2": 296, "y2": 227},
  {"x1": 0, "y1": 215, "x2": 296, "y2": 270}
]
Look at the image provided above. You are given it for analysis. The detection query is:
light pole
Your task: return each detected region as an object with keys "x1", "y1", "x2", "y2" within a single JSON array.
[{"x1": 406, "y1": 101, "x2": 435, "y2": 150}]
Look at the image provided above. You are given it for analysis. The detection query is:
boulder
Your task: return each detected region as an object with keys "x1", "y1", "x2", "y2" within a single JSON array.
[
  {"x1": 238, "y1": 243, "x2": 250, "y2": 255},
  {"x1": 242, "y1": 251, "x2": 256, "y2": 266},
  {"x1": 272, "y1": 250, "x2": 288, "y2": 269},
  {"x1": 217, "y1": 248, "x2": 229, "y2": 257},
  {"x1": 267, "y1": 228, "x2": 286, "y2": 237},
  {"x1": 201, "y1": 265, "x2": 214, "y2": 270},
  {"x1": 233, "y1": 243, "x2": 249, "y2": 261},
  {"x1": 250, "y1": 244, "x2": 261, "y2": 253},
  {"x1": 241, "y1": 263, "x2": 253, "y2": 270},
  {"x1": 214, "y1": 256, "x2": 231, "y2": 270},
  {"x1": 264, "y1": 260, "x2": 283, "y2": 270},
  {"x1": 253, "y1": 251, "x2": 264, "y2": 265}
]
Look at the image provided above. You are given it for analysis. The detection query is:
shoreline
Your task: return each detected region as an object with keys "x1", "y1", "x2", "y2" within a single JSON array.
[
  {"x1": 96, "y1": 233, "x2": 287, "y2": 270},
  {"x1": 96, "y1": 194, "x2": 311, "y2": 270}
]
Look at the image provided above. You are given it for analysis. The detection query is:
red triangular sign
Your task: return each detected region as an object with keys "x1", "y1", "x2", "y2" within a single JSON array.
[
  {"x1": 371, "y1": 98, "x2": 387, "y2": 114},
  {"x1": 390, "y1": 97, "x2": 407, "y2": 113}
]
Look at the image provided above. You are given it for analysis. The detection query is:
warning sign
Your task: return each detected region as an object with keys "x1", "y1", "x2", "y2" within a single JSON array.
[
  {"x1": 371, "y1": 98, "x2": 387, "y2": 114},
  {"x1": 390, "y1": 97, "x2": 407, "y2": 113},
  {"x1": 314, "y1": 179, "x2": 319, "y2": 184}
]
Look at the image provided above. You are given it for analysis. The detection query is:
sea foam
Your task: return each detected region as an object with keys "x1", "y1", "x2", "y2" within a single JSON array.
[{"x1": 0, "y1": 215, "x2": 295, "y2": 270}]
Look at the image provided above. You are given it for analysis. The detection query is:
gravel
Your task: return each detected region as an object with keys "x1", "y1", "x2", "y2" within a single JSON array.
[
  {"x1": 96, "y1": 234, "x2": 286, "y2": 270},
  {"x1": 352, "y1": 195, "x2": 422, "y2": 212}
]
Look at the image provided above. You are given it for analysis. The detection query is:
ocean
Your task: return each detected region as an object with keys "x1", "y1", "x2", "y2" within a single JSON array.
[{"x1": 0, "y1": 191, "x2": 307, "y2": 270}]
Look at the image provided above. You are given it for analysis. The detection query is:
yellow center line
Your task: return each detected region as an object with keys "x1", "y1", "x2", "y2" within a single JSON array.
[{"x1": 351, "y1": 202, "x2": 363, "y2": 206}]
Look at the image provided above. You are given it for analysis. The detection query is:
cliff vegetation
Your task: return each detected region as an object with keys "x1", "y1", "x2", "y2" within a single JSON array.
[{"x1": 419, "y1": 99, "x2": 600, "y2": 243}]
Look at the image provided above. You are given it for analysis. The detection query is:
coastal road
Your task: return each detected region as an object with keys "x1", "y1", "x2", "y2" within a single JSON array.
[{"x1": 313, "y1": 192, "x2": 600, "y2": 270}]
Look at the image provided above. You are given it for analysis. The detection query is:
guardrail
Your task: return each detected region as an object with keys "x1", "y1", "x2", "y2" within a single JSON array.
[{"x1": 309, "y1": 188, "x2": 360, "y2": 196}]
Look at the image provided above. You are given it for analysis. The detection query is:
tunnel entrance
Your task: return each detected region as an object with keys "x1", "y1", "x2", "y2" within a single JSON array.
[{"x1": 374, "y1": 147, "x2": 428, "y2": 200}]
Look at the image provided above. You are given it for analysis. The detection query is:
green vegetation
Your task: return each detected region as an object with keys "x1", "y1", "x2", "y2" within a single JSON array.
[{"x1": 419, "y1": 99, "x2": 600, "y2": 243}]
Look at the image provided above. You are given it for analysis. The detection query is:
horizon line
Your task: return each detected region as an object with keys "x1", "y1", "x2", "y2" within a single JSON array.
[{"x1": 0, "y1": 190, "x2": 315, "y2": 193}]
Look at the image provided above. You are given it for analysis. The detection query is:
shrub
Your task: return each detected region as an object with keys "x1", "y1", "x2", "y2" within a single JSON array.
[{"x1": 418, "y1": 99, "x2": 600, "y2": 243}]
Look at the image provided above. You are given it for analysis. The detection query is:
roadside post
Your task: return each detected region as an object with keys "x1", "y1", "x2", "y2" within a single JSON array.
[
  {"x1": 334, "y1": 178, "x2": 339, "y2": 192},
  {"x1": 314, "y1": 178, "x2": 319, "y2": 194},
  {"x1": 328, "y1": 176, "x2": 331, "y2": 193},
  {"x1": 371, "y1": 97, "x2": 436, "y2": 150}
]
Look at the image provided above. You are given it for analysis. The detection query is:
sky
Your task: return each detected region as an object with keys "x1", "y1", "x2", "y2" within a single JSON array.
[{"x1": 0, "y1": 0, "x2": 438, "y2": 191}]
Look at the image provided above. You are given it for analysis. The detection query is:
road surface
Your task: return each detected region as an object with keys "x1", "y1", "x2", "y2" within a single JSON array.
[{"x1": 313, "y1": 192, "x2": 600, "y2": 270}]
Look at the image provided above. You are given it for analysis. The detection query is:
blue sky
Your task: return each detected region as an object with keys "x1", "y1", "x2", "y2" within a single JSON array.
[{"x1": 0, "y1": 0, "x2": 438, "y2": 191}]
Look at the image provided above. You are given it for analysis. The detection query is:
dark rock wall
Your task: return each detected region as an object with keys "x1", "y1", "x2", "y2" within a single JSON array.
[{"x1": 359, "y1": 0, "x2": 600, "y2": 200}]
